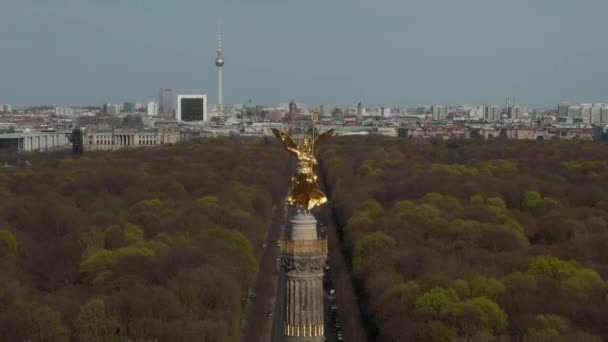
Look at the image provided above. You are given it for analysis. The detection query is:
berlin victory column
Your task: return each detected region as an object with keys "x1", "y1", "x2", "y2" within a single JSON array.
[{"x1": 272, "y1": 117, "x2": 335, "y2": 342}]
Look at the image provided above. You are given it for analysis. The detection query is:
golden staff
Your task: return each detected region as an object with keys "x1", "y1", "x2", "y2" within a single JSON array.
[{"x1": 310, "y1": 112, "x2": 319, "y2": 173}]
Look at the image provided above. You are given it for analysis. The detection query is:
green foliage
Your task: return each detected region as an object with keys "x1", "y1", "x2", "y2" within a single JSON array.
[
  {"x1": 503, "y1": 271, "x2": 537, "y2": 290},
  {"x1": 430, "y1": 163, "x2": 479, "y2": 176},
  {"x1": 443, "y1": 297, "x2": 508, "y2": 336},
  {"x1": 486, "y1": 197, "x2": 507, "y2": 210},
  {"x1": 353, "y1": 232, "x2": 396, "y2": 276},
  {"x1": 560, "y1": 269, "x2": 606, "y2": 300},
  {"x1": 394, "y1": 200, "x2": 416, "y2": 213},
  {"x1": 469, "y1": 276, "x2": 506, "y2": 301},
  {"x1": 359, "y1": 199, "x2": 384, "y2": 216},
  {"x1": 0, "y1": 138, "x2": 290, "y2": 341},
  {"x1": 358, "y1": 160, "x2": 384, "y2": 176},
  {"x1": 535, "y1": 314, "x2": 569, "y2": 333},
  {"x1": 123, "y1": 223, "x2": 144, "y2": 244},
  {"x1": 525, "y1": 328, "x2": 561, "y2": 342},
  {"x1": 528, "y1": 256, "x2": 578, "y2": 279},
  {"x1": 80, "y1": 247, "x2": 155, "y2": 283},
  {"x1": 404, "y1": 204, "x2": 440, "y2": 226},
  {"x1": 318, "y1": 138, "x2": 608, "y2": 340},
  {"x1": 523, "y1": 190, "x2": 562, "y2": 215},
  {"x1": 415, "y1": 287, "x2": 459, "y2": 320},
  {"x1": 379, "y1": 281, "x2": 420, "y2": 306},
  {"x1": 0, "y1": 229, "x2": 18, "y2": 256},
  {"x1": 5, "y1": 302, "x2": 69, "y2": 342},
  {"x1": 523, "y1": 190, "x2": 542, "y2": 211},
  {"x1": 524, "y1": 314, "x2": 569, "y2": 342},
  {"x1": 421, "y1": 321, "x2": 457, "y2": 342},
  {"x1": 452, "y1": 279, "x2": 471, "y2": 299},
  {"x1": 470, "y1": 194, "x2": 485, "y2": 205},
  {"x1": 475, "y1": 159, "x2": 518, "y2": 176},
  {"x1": 203, "y1": 228, "x2": 258, "y2": 286},
  {"x1": 76, "y1": 298, "x2": 121, "y2": 342}
]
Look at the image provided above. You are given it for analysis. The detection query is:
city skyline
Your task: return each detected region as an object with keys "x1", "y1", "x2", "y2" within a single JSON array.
[{"x1": 1, "y1": 0, "x2": 608, "y2": 107}]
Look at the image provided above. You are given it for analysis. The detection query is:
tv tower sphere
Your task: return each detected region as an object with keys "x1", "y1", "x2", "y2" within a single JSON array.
[{"x1": 215, "y1": 55, "x2": 224, "y2": 67}]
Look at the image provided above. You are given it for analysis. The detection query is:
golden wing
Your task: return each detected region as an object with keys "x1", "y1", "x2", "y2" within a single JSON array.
[
  {"x1": 271, "y1": 128, "x2": 300, "y2": 157},
  {"x1": 313, "y1": 128, "x2": 335, "y2": 147}
]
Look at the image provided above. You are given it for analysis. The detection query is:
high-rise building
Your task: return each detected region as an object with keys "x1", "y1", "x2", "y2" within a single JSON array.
[
  {"x1": 568, "y1": 105, "x2": 582, "y2": 118},
  {"x1": 123, "y1": 102, "x2": 136, "y2": 113},
  {"x1": 380, "y1": 107, "x2": 391, "y2": 118},
  {"x1": 431, "y1": 105, "x2": 448, "y2": 120},
  {"x1": 3, "y1": 104, "x2": 12, "y2": 113},
  {"x1": 600, "y1": 107, "x2": 608, "y2": 124},
  {"x1": 558, "y1": 103, "x2": 570, "y2": 117},
  {"x1": 509, "y1": 106, "x2": 526, "y2": 119},
  {"x1": 108, "y1": 105, "x2": 120, "y2": 116},
  {"x1": 591, "y1": 106, "x2": 602, "y2": 124},
  {"x1": 176, "y1": 95, "x2": 208, "y2": 122},
  {"x1": 54, "y1": 107, "x2": 74, "y2": 116},
  {"x1": 356, "y1": 102, "x2": 364, "y2": 123},
  {"x1": 215, "y1": 25, "x2": 225, "y2": 116},
  {"x1": 159, "y1": 88, "x2": 175, "y2": 118},
  {"x1": 146, "y1": 102, "x2": 159, "y2": 117},
  {"x1": 484, "y1": 106, "x2": 500, "y2": 121},
  {"x1": 101, "y1": 103, "x2": 111, "y2": 116},
  {"x1": 469, "y1": 106, "x2": 485, "y2": 120}
]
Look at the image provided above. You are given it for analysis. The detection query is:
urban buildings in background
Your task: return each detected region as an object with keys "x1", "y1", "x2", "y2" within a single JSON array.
[
  {"x1": 177, "y1": 95, "x2": 208, "y2": 122},
  {"x1": 558, "y1": 103, "x2": 608, "y2": 124},
  {"x1": 159, "y1": 88, "x2": 175, "y2": 118},
  {"x1": 147, "y1": 102, "x2": 159, "y2": 117},
  {"x1": 1, "y1": 97, "x2": 607, "y2": 154},
  {"x1": 1, "y1": 25, "x2": 608, "y2": 154}
]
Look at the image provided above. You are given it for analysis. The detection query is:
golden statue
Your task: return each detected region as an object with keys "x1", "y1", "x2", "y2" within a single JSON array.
[{"x1": 272, "y1": 118, "x2": 335, "y2": 212}]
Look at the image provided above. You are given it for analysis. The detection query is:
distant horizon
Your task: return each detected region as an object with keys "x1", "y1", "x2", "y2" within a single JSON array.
[
  {"x1": 1, "y1": 1, "x2": 607, "y2": 108},
  {"x1": 3, "y1": 100, "x2": 607, "y2": 111}
]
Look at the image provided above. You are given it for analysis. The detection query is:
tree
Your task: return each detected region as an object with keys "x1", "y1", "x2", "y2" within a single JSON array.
[
  {"x1": 421, "y1": 321, "x2": 457, "y2": 342},
  {"x1": 528, "y1": 256, "x2": 577, "y2": 279},
  {"x1": 469, "y1": 276, "x2": 506, "y2": 301},
  {"x1": 443, "y1": 297, "x2": 508, "y2": 337},
  {"x1": 353, "y1": 232, "x2": 396, "y2": 276},
  {"x1": 76, "y1": 298, "x2": 121, "y2": 342},
  {"x1": 0, "y1": 302, "x2": 69, "y2": 342},
  {"x1": 0, "y1": 230, "x2": 18, "y2": 256},
  {"x1": 414, "y1": 287, "x2": 458, "y2": 320}
]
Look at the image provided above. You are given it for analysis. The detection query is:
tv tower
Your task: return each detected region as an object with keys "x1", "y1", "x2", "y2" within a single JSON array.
[{"x1": 215, "y1": 25, "x2": 224, "y2": 116}]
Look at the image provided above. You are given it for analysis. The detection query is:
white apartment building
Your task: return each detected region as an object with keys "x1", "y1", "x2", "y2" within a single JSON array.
[{"x1": 147, "y1": 102, "x2": 159, "y2": 117}]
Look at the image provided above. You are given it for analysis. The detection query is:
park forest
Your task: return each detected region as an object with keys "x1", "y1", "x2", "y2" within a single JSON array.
[
  {"x1": 318, "y1": 137, "x2": 608, "y2": 342},
  {"x1": 2, "y1": 135, "x2": 608, "y2": 342},
  {"x1": 0, "y1": 137, "x2": 289, "y2": 341}
]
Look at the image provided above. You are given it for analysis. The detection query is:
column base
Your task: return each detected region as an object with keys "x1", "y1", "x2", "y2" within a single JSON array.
[{"x1": 284, "y1": 336, "x2": 325, "y2": 342}]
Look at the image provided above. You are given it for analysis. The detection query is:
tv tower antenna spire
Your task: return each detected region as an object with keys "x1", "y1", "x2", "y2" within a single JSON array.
[{"x1": 215, "y1": 24, "x2": 225, "y2": 117}]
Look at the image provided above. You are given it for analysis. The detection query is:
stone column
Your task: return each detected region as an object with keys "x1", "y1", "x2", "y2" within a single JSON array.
[{"x1": 281, "y1": 212, "x2": 326, "y2": 342}]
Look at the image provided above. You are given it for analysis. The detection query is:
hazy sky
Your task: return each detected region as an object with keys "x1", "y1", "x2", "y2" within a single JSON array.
[{"x1": 1, "y1": 0, "x2": 607, "y2": 108}]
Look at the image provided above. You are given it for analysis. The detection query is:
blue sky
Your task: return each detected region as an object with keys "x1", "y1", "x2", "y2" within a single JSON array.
[{"x1": 1, "y1": 0, "x2": 607, "y2": 108}]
